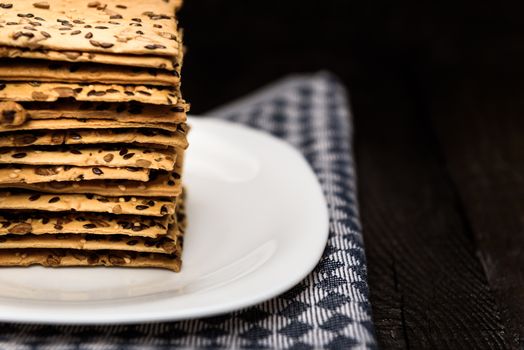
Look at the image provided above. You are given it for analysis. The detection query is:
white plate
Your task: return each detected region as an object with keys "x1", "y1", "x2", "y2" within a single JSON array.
[{"x1": 0, "y1": 117, "x2": 329, "y2": 324}]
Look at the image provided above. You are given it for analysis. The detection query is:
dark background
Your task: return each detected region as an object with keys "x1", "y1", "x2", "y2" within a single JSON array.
[
  {"x1": 179, "y1": 0, "x2": 522, "y2": 113},
  {"x1": 180, "y1": 2, "x2": 524, "y2": 348}
]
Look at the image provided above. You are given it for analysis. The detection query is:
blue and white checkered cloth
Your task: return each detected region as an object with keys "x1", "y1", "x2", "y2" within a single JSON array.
[{"x1": 0, "y1": 72, "x2": 377, "y2": 349}]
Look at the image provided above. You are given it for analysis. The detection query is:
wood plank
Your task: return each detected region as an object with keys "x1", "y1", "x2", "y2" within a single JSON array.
[
  {"x1": 430, "y1": 72, "x2": 524, "y2": 347},
  {"x1": 353, "y1": 69, "x2": 508, "y2": 348}
]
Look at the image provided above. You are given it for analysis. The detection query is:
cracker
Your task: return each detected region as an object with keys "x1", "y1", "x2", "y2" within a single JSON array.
[
  {"x1": 0, "y1": 101, "x2": 28, "y2": 126},
  {"x1": 0, "y1": 82, "x2": 179, "y2": 105},
  {"x1": 0, "y1": 117, "x2": 181, "y2": 133},
  {"x1": 0, "y1": 248, "x2": 181, "y2": 271},
  {"x1": 0, "y1": 170, "x2": 183, "y2": 197},
  {"x1": 0, "y1": 59, "x2": 180, "y2": 86},
  {"x1": 0, "y1": 188, "x2": 186, "y2": 270},
  {"x1": 23, "y1": 100, "x2": 188, "y2": 123},
  {"x1": 0, "y1": 165, "x2": 150, "y2": 183},
  {"x1": 0, "y1": 127, "x2": 188, "y2": 149},
  {"x1": 0, "y1": 230, "x2": 180, "y2": 254},
  {"x1": 0, "y1": 192, "x2": 176, "y2": 217},
  {"x1": 0, "y1": 0, "x2": 179, "y2": 57},
  {"x1": 0, "y1": 145, "x2": 176, "y2": 170},
  {"x1": 0, "y1": 46, "x2": 176, "y2": 70},
  {"x1": 174, "y1": 0, "x2": 184, "y2": 10},
  {"x1": 0, "y1": 212, "x2": 174, "y2": 238}
]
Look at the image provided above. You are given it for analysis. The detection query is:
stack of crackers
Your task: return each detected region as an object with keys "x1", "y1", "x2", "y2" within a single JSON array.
[{"x1": 0, "y1": 0, "x2": 188, "y2": 271}]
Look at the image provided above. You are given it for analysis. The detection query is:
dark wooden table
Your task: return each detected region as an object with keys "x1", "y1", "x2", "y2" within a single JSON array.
[{"x1": 180, "y1": 1, "x2": 524, "y2": 348}]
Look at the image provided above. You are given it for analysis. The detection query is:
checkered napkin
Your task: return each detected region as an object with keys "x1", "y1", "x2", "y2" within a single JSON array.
[{"x1": 0, "y1": 72, "x2": 377, "y2": 350}]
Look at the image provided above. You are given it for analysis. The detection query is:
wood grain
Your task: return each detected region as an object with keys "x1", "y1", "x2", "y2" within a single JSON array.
[
  {"x1": 430, "y1": 72, "x2": 524, "y2": 348},
  {"x1": 353, "y1": 69, "x2": 509, "y2": 349}
]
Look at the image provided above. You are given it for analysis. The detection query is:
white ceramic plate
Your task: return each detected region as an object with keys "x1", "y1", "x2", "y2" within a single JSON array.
[{"x1": 0, "y1": 117, "x2": 329, "y2": 324}]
